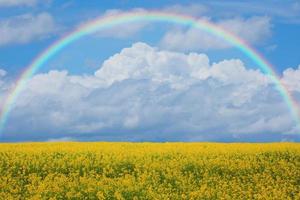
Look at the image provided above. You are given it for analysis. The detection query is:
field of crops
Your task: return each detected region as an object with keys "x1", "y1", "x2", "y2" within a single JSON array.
[{"x1": 0, "y1": 142, "x2": 299, "y2": 199}]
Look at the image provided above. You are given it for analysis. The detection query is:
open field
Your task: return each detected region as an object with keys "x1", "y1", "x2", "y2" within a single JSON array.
[{"x1": 0, "y1": 142, "x2": 299, "y2": 199}]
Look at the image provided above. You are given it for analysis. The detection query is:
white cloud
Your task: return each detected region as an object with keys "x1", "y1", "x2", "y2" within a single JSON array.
[
  {"x1": 160, "y1": 16, "x2": 272, "y2": 51},
  {"x1": 0, "y1": 69, "x2": 8, "y2": 109},
  {"x1": 77, "y1": 6, "x2": 273, "y2": 43},
  {"x1": 0, "y1": 69, "x2": 6, "y2": 77},
  {"x1": 0, "y1": 0, "x2": 37, "y2": 7},
  {"x1": 0, "y1": 13, "x2": 58, "y2": 46},
  {"x1": 0, "y1": 69, "x2": 7, "y2": 89},
  {"x1": 219, "y1": 16, "x2": 271, "y2": 43},
  {"x1": 232, "y1": 115, "x2": 296, "y2": 134},
  {"x1": 94, "y1": 42, "x2": 211, "y2": 88},
  {"x1": 90, "y1": 8, "x2": 149, "y2": 39},
  {"x1": 162, "y1": 4, "x2": 208, "y2": 17},
  {"x1": 88, "y1": 5, "x2": 207, "y2": 39},
  {"x1": 94, "y1": 42, "x2": 269, "y2": 92},
  {"x1": 47, "y1": 137, "x2": 75, "y2": 142},
  {"x1": 281, "y1": 65, "x2": 300, "y2": 93},
  {"x1": 2, "y1": 43, "x2": 300, "y2": 141},
  {"x1": 203, "y1": 1, "x2": 300, "y2": 24}
]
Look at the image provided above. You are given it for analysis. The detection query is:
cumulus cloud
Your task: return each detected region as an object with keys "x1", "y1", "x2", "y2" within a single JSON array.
[
  {"x1": 160, "y1": 16, "x2": 272, "y2": 51},
  {"x1": 0, "y1": 13, "x2": 58, "y2": 46},
  {"x1": 0, "y1": 0, "x2": 37, "y2": 7},
  {"x1": 2, "y1": 43, "x2": 300, "y2": 141}
]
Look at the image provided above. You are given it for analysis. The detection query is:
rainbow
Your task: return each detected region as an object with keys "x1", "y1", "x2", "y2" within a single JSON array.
[{"x1": 0, "y1": 11, "x2": 300, "y2": 134}]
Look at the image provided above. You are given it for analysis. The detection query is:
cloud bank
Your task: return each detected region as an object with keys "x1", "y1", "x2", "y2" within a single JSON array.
[{"x1": 1, "y1": 43, "x2": 300, "y2": 141}]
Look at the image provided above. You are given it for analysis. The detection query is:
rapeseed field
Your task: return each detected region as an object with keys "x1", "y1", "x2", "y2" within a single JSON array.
[{"x1": 0, "y1": 142, "x2": 299, "y2": 199}]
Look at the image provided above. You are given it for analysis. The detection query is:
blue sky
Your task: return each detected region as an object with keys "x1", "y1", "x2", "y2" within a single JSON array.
[{"x1": 0, "y1": 0, "x2": 300, "y2": 142}]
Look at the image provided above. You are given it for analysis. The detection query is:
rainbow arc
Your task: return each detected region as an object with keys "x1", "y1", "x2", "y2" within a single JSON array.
[{"x1": 0, "y1": 11, "x2": 299, "y2": 133}]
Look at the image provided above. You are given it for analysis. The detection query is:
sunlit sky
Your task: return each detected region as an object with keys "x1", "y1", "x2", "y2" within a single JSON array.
[{"x1": 0, "y1": 0, "x2": 300, "y2": 142}]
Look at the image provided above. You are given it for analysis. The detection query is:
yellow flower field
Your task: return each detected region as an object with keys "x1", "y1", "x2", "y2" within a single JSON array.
[{"x1": 0, "y1": 142, "x2": 299, "y2": 199}]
